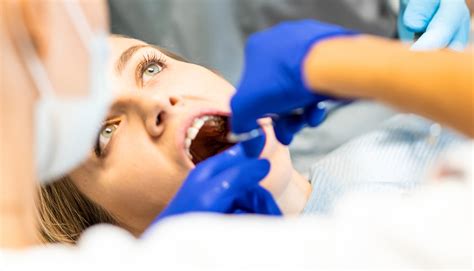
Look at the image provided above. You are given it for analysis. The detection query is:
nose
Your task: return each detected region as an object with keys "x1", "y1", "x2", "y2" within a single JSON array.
[
  {"x1": 143, "y1": 94, "x2": 186, "y2": 138},
  {"x1": 113, "y1": 91, "x2": 185, "y2": 138},
  {"x1": 143, "y1": 96, "x2": 167, "y2": 138}
]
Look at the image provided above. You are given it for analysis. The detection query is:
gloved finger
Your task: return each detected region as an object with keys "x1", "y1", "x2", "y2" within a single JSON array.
[
  {"x1": 254, "y1": 186, "x2": 282, "y2": 215},
  {"x1": 448, "y1": 15, "x2": 470, "y2": 51},
  {"x1": 191, "y1": 144, "x2": 248, "y2": 180},
  {"x1": 412, "y1": 1, "x2": 468, "y2": 50},
  {"x1": 273, "y1": 113, "x2": 306, "y2": 145},
  {"x1": 197, "y1": 159, "x2": 271, "y2": 213},
  {"x1": 241, "y1": 133, "x2": 266, "y2": 158},
  {"x1": 403, "y1": 0, "x2": 439, "y2": 32},
  {"x1": 233, "y1": 186, "x2": 281, "y2": 215},
  {"x1": 398, "y1": 0, "x2": 413, "y2": 42},
  {"x1": 230, "y1": 92, "x2": 263, "y2": 135},
  {"x1": 230, "y1": 38, "x2": 283, "y2": 135},
  {"x1": 211, "y1": 159, "x2": 271, "y2": 197},
  {"x1": 304, "y1": 103, "x2": 327, "y2": 127}
]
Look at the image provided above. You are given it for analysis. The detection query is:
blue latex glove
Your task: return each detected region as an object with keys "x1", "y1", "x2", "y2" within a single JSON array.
[
  {"x1": 152, "y1": 144, "x2": 281, "y2": 224},
  {"x1": 398, "y1": 0, "x2": 471, "y2": 51},
  {"x1": 231, "y1": 20, "x2": 357, "y2": 157}
]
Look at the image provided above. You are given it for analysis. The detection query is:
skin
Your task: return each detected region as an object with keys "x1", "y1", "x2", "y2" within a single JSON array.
[
  {"x1": 0, "y1": 0, "x2": 108, "y2": 248},
  {"x1": 304, "y1": 35, "x2": 473, "y2": 137},
  {"x1": 69, "y1": 36, "x2": 311, "y2": 235}
]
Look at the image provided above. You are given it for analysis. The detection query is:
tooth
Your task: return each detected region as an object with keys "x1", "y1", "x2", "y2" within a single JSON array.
[
  {"x1": 187, "y1": 127, "x2": 199, "y2": 140},
  {"x1": 207, "y1": 115, "x2": 219, "y2": 122},
  {"x1": 200, "y1": 116, "x2": 209, "y2": 121},
  {"x1": 185, "y1": 138, "x2": 192, "y2": 149},
  {"x1": 193, "y1": 118, "x2": 205, "y2": 129}
]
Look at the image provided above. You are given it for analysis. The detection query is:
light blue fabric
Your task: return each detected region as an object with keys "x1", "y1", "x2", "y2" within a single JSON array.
[{"x1": 303, "y1": 114, "x2": 465, "y2": 214}]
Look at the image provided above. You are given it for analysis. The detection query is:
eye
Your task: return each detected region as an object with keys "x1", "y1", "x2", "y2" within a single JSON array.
[
  {"x1": 142, "y1": 63, "x2": 163, "y2": 85},
  {"x1": 136, "y1": 52, "x2": 167, "y2": 87},
  {"x1": 95, "y1": 122, "x2": 119, "y2": 157}
]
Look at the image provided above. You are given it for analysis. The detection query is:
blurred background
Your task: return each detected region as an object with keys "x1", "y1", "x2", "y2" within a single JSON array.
[
  {"x1": 107, "y1": 0, "x2": 472, "y2": 175},
  {"x1": 108, "y1": 0, "x2": 399, "y2": 84}
]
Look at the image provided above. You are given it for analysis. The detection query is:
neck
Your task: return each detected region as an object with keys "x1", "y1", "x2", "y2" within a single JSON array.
[{"x1": 276, "y1": 169, "x2": 312, "y2": 215}]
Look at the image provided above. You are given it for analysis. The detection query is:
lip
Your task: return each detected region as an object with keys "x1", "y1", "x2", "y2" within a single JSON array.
[{"x1": 176, "y1": 109, "x2": 231, "y2": 169}]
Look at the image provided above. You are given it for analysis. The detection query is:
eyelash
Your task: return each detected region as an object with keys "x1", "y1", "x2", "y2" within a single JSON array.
[
  {"x1": 135, "y1": 52, "x2": 167, "y2": 86},
  {"x1": 94, "y1": 119, "x2": 121, "y2": 158}
]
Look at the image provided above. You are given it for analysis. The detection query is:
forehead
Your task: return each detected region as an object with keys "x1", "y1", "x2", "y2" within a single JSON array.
[{"x1": 108, "y1": 35, "x2": 147, "y2": 59}]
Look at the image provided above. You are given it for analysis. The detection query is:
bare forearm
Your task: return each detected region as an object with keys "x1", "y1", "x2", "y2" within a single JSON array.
[
  {"x1": 0, "y1": 106, "x2": 40, "y2": 248},
  {"x1": 0, "y1": 149, "x2": 40, "y2": 248},
  {"x1": 0, "y1": 119, "x2": 40, "y2": 248},
  {"x1": 0, "y1": 211, "x2": 39, "y2": 248},
  {"x1": 304, "y1": 36, "x2": 474, "y2": 137},
  {"x1": 0, "y1": 64, "x2": 40, "y2": 249},
  {"x1": 0, "y1": 136, "x2": 40, "y2": 248}
]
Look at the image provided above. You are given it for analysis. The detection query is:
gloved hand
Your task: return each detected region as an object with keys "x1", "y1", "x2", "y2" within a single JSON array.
[
  {"x1": 152, "y1": 144, "x2": 281, "y2": 224},
  {"x1": 231, "y1": 20, "x2": 356, "y2": 157},
  {"x1": 398, "y1": 0, "x2": 471, "y2": 51}
]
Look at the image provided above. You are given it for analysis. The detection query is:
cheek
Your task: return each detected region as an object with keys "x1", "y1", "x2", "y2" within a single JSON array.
[
  {"x1": 102, "y1": 134, "x2": 188, "y2": 206},
  {"x1": 161, "y1": 64, "x2": 235, "y2": 101},
  {"x1": 84, "y1": 153, "x2": 185, "y2": 218},
  {"x1": 109, "y1": 158, "x2": 182, "y2": 203}
]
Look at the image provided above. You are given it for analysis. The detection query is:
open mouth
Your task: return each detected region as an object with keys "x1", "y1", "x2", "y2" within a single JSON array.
[{"x1": 184, "y1": 115, "x2": 236, "y2": 165}]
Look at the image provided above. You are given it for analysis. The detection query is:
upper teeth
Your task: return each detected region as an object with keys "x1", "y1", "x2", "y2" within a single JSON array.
[{"x1": 185, "y1": 115, "x2": 212, "y2": 159}]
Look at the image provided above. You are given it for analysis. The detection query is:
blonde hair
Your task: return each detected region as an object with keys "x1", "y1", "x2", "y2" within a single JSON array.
[{"x1": 37, "y1": 177, "x2": 117, "y2": 244}]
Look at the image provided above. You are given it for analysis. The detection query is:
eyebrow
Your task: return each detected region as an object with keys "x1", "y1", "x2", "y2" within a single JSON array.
[{"x1": 115, "y1": 44, "x2": 150, "y2": 74}]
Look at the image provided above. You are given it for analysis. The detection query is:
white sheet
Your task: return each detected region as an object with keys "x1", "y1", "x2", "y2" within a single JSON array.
[{"x1": 1, "y1": 142, "x2": 472, "y2": 271}]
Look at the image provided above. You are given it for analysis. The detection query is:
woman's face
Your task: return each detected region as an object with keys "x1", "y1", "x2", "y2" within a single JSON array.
[{"x1": 69, "y1": 36, "x2": 293, "y2": 234}]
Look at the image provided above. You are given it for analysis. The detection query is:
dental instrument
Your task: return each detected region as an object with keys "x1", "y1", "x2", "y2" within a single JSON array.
[{"x1": 227, "y1": 101, "x2": 352, "y2": 143}]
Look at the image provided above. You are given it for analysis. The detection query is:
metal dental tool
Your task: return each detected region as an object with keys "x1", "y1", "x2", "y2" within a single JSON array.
[
  {"x1": 226, "y1": 111, "x2": 291, "y2": 143},
  {"x1": 227, "y1": 101, "x2": 352, "y2": 143},
  {"x1": 227, "y1": 126, "x2": 267, "y2": 143}
]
